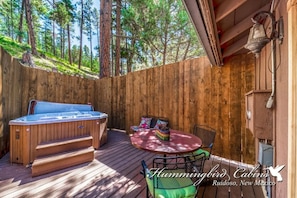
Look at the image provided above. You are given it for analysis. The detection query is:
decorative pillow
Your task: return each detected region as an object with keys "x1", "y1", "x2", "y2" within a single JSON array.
[
  {"x1": 139, "y1": 117, "x2": 152, "y2": 129},
  {"x1": 130, "y1": 126, "x2": 140, "y2": 132},
  {"x1": 154, "y1": 119, "x2": 169, "y2": 129}
]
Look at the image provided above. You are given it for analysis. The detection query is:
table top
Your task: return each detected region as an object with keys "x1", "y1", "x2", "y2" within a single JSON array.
[{"x1": 130, "y1": 129, "x2": 202, "y2": 155}]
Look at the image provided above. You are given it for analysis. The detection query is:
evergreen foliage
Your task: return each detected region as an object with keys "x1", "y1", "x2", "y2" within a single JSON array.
[{"x1": 0, "y1": 0, "x2": 204, "y2": 77}]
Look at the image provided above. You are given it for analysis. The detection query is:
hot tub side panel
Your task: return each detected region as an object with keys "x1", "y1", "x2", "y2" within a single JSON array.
[
  {"x1": 10, "y1": 125, "x2": 30, "y2": 165},
  {"x1": 88, "y1": 117, "x2": 108, "y2": 149},
  {"x1": 85, "y1": 119, "x2": 100, "y2": 149},
  {"x1": 99, "y1": 118, "x2": 108, "y2": 146},
  {"x1": 10, "y1": 118, "x2": 107, "y2": 165}
]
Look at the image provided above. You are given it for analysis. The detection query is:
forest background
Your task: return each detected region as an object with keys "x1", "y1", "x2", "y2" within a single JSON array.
[{"x1": 0, "y1": 0, "x2": 204, "y2": 78}]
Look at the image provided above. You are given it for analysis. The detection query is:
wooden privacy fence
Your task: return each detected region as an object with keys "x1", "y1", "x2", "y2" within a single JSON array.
[
  {"x1": 0, "y1": 47, "x2": 255, "y2": 163},
  {"x1": 124, "y1": 55, "x2": 255, "y2": 163}
]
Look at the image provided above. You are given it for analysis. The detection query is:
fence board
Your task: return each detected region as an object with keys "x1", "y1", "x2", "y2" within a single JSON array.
[
  {"x1": 229, "y1": 56, "x2": 243, "y2": 161},
  {"x1": 47, "y1": 72, "x2": 57, "y2": 102},
  {"x1": 36, "y1": 70, "x2": 48, "y2": 101},
  {"x1": 189, "y1": 59, "x2": 198, "y2": 132},
  {"x1": 1, "y1": 50, "x2": 12, "y2": 156},
  {"x1": 183, "y1": 59, "x2": 191, "y2": 132},
  {"x1": 171, "y1": 63, "x2": 180, "y2": 129},
  {"x1": 220, "y1": 63, "x2": 231, "y2": 159},
  {"x1": 56, "y1": 73, "x2": 64, "y2": 103},
  {"x1": 2, "y1": 52, "x2": 12, "y2": 121},
  {"x1": 158, "y1": 66, "x2": 165, "y2": 117},
  {"x1": 72, "y1": 76, "x2": 80, "y2": 103},
  {"x1": 11, "y1": 60, "x2": 22, "y2": 119},
  {"x1": 164, "y1": 63, "x2": 177, "y2": 128},
  {"x1": 198, "y1": 58, "x2": 207, "y2": 125},
  {"x1": 120, "y1": 76, "x2": 126, "y2": 128},
  {"x1": 96, "y1": 77, "x2": 112, "y2": 126},
  {"x1": 87, "y1": 80, "x2": 94, "y2": 105},
  {"x1": 111, "y1": 76, "x2": 125, "y2": 129},
  {"x1": 177, "y1": 61, "x2": 185, "y2": 130},
  {"x1": 125, "y1": 73, "x2": 133, "y2": 132},
  {"x1": 114, "y1": 76, "x2": 125, "y2": 129},
  {"x1": 146, "y1": 68, "x2": 154, "y2": 117},
  {"x1": 21, "y1": 67, "x2": 30, "y2": 115},
  {"x1": 29, "y1": 68, "x2": 38, "y2": 101},
  {"x1": 147, "y1": 67, "x2": 158, "y2": 118},
  {"x1": 242, "y1": 55, "x2": 256, "y2": 164}
]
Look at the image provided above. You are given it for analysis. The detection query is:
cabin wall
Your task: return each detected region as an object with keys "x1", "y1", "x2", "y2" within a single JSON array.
[
  {"x1": 256, "y1": 2, "x2": 288, "y2": 198},
  {"x1": 287, "y1": 1, "x2": 297, "y2": 197}
]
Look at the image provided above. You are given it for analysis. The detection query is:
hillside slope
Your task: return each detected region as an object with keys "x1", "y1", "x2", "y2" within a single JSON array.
[{"x1": 0, "y1": 36, "x2": 99, "y2": 79}]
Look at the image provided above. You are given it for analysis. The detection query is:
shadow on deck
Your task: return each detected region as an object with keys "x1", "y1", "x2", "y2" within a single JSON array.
[{"x1": 0, "y1": 129, "x2": 267, "y2": 198}]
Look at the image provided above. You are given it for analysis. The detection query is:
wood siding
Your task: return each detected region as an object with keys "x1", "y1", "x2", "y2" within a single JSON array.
[
  {"x1": 254, "y1": 2, "x2": 289, "y2": 198},
  {"x1": 0, "y1": 48, "x2": 255, "y2": 163},
  {"x1": 288, "y1": 1, "x2": 297, "y2": 198}
]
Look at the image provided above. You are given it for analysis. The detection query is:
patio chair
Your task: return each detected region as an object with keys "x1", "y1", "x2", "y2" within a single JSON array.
[
  {"x1": 192, "y1": 124, "x2": 216, "y2": 159},
  {"x1": 141, "y1": 153, "x2": 206, "y2": 198}
]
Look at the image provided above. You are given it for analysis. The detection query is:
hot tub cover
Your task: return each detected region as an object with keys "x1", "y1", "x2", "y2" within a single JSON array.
[{"x1": 9, "y1": 100, "x2": 108, "y2": 125}]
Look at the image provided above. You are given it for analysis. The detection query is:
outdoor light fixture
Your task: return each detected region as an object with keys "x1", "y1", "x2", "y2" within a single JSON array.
[
  {"x1": 244, "y1": 11, "x2": 283, "y2": 57},
  {"x1": 245, "y1": 22, "x2": 270, "y2": 57},
  {"x1": 245, "y1": 10, "x2": 284, "y2": 109}
]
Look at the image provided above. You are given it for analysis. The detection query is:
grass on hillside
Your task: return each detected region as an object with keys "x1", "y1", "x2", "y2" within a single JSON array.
[{"x1": 0, "y1": 36, "x2": 99, "y2": 79}]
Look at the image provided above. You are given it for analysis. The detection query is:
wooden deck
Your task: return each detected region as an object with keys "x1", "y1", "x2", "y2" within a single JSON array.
[{"x1": 0, "y1": 129, "x2": 266, "y2": 198}]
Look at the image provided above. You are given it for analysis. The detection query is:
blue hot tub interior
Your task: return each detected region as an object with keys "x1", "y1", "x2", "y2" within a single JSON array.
[
  {"x1": 28, "y1": 100, "x2": 94, "y2": 115},
  {"x1": 9, "y1": 100, "x2": 107, "y2": 125}
]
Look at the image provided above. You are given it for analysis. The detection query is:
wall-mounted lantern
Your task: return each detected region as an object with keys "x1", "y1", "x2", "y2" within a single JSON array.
[{"x1": 244, "y1": 11, "x2": 283, "y2": 58}]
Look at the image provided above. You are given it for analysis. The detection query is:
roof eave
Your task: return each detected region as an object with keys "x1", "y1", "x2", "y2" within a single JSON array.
[{"x1": 182, "y1": 0, "x2": 223, "y2": 66}]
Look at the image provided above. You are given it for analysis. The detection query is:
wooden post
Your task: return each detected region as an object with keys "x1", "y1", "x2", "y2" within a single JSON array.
[{"x1": 287, "y1": 0, "x2": 297, "y2": 197}]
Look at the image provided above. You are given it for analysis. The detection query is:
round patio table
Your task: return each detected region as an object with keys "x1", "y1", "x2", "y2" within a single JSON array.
[{"x1": 130, "y1": 128, "x2": 202, "y2": 155}]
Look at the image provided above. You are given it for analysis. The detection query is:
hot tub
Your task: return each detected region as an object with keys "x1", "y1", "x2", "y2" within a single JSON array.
[{"x1": 9, "y1": 100, "x2": 108, "y2": 166}]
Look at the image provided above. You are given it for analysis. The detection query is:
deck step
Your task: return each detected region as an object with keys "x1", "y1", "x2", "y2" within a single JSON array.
[
  {"x1": 36, "y1": 136, "x2": 93, "y2": 158},
  {"x1": 32, "y1": 136, "x2": 94, "y2": 177},
  {"x1": 32, "y1": 146, "x2": 94, "y2": 177}
]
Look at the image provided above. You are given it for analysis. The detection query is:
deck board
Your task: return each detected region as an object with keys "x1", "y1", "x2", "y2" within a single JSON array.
[{"x1": 0, "y1": 129, "x2": 266, "y2": 198}]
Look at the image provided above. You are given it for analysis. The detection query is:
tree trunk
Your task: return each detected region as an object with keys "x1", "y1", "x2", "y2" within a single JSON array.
[
  {"x1": 78, "y1": 0, "x2": 84, "y2": 69},
  {"x1": 89, "y1": 24, "x2": 93, "y2": 71},
  {"x1": 96, "y1": 15, "x2": 100, "y2": 71},
  {"x1": 183, "y1": 40, "x2": 191, "y2": 60},
  {"x1": 115, "y1": 0, "x2": 121, "y2": 76},
  {"x1": 10, "y1": 0, "x2": 14, "y2": 40},
  {"x1": 127, "y1": 38, "x2": 135, "y2": 73},
  {"x1": 24, "y1": 0, "x2": 37, "y2": 55},
  {"x1": 99, "y1": 0, "x2": 112, "y2": 78},
  {"x1": 67, "y1": 24, "x2": 72, "y2": 65},
  {"x1": 18, "y1": 0, "x2": 25, "y2": 43},
  {"x1": 162, "y1": 23, "x2": 168, "y2": 65},
  {"x1": 52, "y1": 0, "x2": 56, "y2": 55},
  {"x1": 60, "y1": 27, "x2": 63, "y2": 58},
  {"x1": 63, "y1": 28, "x2": 65, "y2": 58},
  {"x1": 175, "y1": 32, "x2": 182, "y2": 62}
]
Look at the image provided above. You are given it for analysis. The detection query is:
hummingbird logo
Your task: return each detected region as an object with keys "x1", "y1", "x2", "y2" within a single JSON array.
[{"x1": 265, "y1": 165, "x2": 285, "y2": 182}]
